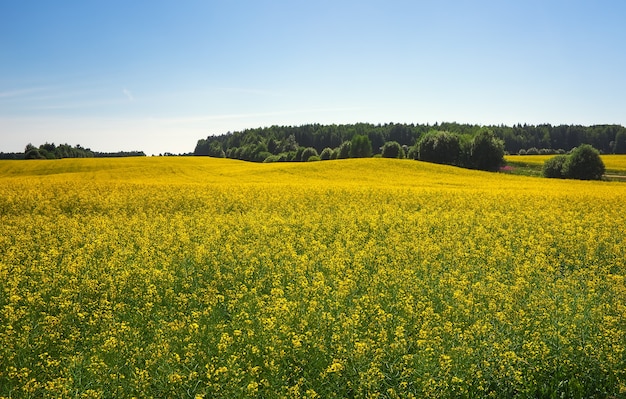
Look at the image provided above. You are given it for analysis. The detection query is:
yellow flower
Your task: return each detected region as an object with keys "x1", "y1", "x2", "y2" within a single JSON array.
[{"x1": 325, "y1": 360, "x2": 344, "y2": 374}]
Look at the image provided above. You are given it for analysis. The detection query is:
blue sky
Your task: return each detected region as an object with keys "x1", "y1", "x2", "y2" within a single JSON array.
[{"x1": 2, "y1": 1, "x2": 625, "y2": 155}]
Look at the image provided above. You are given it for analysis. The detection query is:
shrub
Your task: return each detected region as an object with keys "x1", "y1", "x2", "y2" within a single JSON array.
[
  {"x1": 562, "y1": 144, "x2": 605, "y2": 180},
  {"x1": 286, "y1": 151, "x2": 298, "y2": 161},
  {"x1": 307, "y1": 155, "x2": 321, "y2": 162},
  {"x1": 518, "y1": 149, "x2": 527, "y2": 155},
  {"x1": 263, "y1": 154, "x2": 281, "y2": 163},
  {"x1": 300, "y1": 147, "x2": 319, "y2": 162},
  {"x1": 25, "y1": 149, "x2": 46, "y2": 160},
  {"x1": 543, "y1": 155, "x2": 568, "y2": 178},
  {"x1": 295, "y1": 147, "x2": 306, "y2": 162},
  {"x1": 381, "y1": 141, "x2": 405, "y2": 159},
  {"x1": 253, "y1": 151, "x2": 271, "y2": 162},
  {"x1": 320, "y1": 147, "x2": 333, "y2": 160},
  {"x1": 337, "y1": 141, "x2": 351, "y2": 159},
  {"x1": 526, "y1": 147, "x2": 540, "y2": 155}
]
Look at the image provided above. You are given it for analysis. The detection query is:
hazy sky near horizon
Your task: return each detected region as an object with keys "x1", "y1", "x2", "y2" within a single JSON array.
[{"x1": 2, "y1": 1, "x2": 626, "y2": 155}]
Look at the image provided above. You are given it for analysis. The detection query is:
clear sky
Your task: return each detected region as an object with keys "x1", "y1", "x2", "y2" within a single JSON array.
[{"x1": 2, "y1": 1, "x2": 625, "y2": 155}]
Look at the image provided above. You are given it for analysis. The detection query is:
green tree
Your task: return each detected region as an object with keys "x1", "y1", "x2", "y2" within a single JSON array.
[
  {"x1": 255, "y1": 151, "x2": 272, "y2": 163},
  {"x1": 263, "y1": 154, "x2": 281, "y2": 163},
  {"x1": 267, "y1": 138, "x2": 280, "y2": 154},
  {"x1": 294, "y1": 147, "x2": 306, "y2": 162},
  {"x1": 417, "y1": 131, "x2": 460, "y2": 165},
  {"x1": 406, "y1": 145, "x2": 418, "y2": 160},
  {"x1": 562, "y1": 144, "x2": 605, "y2": 180},
  {"x1": 300, "y1": 147, "x2": 318, "y2": 162},
  {"x1": 349, "y1": 135, "x2": 372, "y2": 158},
  {"x1": 543, "y1": 155, "x2": 568, "y2": 178},
  {"x1": 614, "y1": 131, "x2": 626, "y2": 154},
  {"x1": 40, "y1": 142, "x2": 57, "y2": 156},
  {"x1": 194, "y1": 139, "x2": 211, "y2": 156},
  {"x1": 337, "y1": 141, "x2": 351, "y2": 159},
  {"x1": 25, "y1": 147, "x2": 45, "y2": 159},
  {"x1": 320, "y1": 147, "x2": 333, "y2": 160},
  {"x1": 381, "y1": 141, "x2": 405, "y2": 159},
  {"x1": 281, "y1": 134, "x2": 299, "y2": 153},
  {"x1": 469, "y1": 129, "x2": 505, "y2": 171},
  {"x1": 208, "y1": 141, "x2": 226, "y2": 158}
]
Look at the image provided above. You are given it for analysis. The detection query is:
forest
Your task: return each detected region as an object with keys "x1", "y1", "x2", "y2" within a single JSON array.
[
  {"x1": 0, "y1": 143, "x2": 146, "y2": 160},
  {"x1": 194, "y1": 122, "x2": 626, "y2": 166}
]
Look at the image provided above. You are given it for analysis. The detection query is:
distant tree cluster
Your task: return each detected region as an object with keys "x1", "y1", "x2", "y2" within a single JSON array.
[
  {"x1": 24, "y1": 143, "x2": 94, "y2": 159},
  {"x1": 195, "y1": 123, "x2": 434, "y2": 163},
  {"x1": 194, "y1": 123, "x2": 512, "y2": 171},
  {"x1": 0, "y1": 152, "x2": 25, "y2": 160},
  {"x1": 518, "y1": 148, "x2": 567, "y2": 155},
  {"x1": 195, "y1": 122, "x2": 626, "y2": 164},
  {"x1": 94, "y1": 150, "x2": 147, "y2": 158},
  {"x1": 18, "y1": 143, "x2": 146, "y2": 159},
  {"x1": 493, "y1": 124, "x2": 625, "y2": 155},
  {"x1": 158, "y1": 152, "x2": 195, "y2": 157},
  {"x1": 407, "y1": 129, "x2": 504, "y2": 171},
  {"x1": 543, "y1": 144, "x2": 605, "y2": 180}
]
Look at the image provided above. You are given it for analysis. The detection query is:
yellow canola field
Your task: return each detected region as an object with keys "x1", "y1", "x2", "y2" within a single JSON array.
[{"x1": 1, "y1": 157, "x2": 625, "y2": 398}]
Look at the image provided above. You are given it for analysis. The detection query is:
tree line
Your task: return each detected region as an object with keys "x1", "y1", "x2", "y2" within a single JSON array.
[
  {"x1": 194, "y1": 122, "x2": 626, "y2": 169},
  {"x1": 0, "y1": 143, "x2": 146, "y2": 160}
]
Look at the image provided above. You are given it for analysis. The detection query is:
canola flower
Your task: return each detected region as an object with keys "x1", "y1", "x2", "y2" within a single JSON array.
[{"x1": 1, "y1": 157, "x2": 625, "y2": 398}]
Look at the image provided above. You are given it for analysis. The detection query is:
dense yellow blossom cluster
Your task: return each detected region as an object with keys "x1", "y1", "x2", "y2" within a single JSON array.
[{"x1": 1, "y1": 157, "x2": 625, "y2": 398}]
